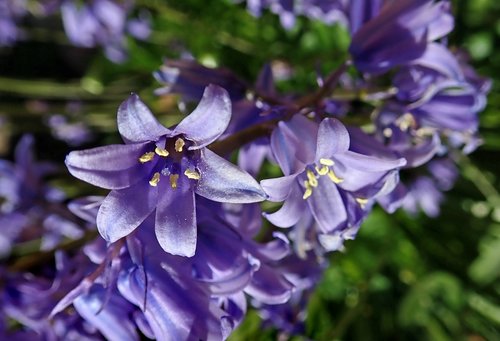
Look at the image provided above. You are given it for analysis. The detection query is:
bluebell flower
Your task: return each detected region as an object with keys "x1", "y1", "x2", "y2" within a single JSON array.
[
  {"x1": 349, "y1": 0, "x2": 453, "y2": 74},
  {"x1": 66, "y1": 85, "x2": 266, "y2": 257},
  {"x1": 0, "y1": 135, "x2": 83, "y2": 255},
  {"x1": 61, "y1": 0, "x2": 150, "y2": 62},
  {"x1": 52, "y1": 196, "x2": 292, "y2": 340},
  {"x1": 261, "y1": 116, "x2": 406, "y2": 235},
  {"x1": 240, "y1": 0, "x2": 348, "y2": 29},
  {"x1": 0, "y1": 0, "x2": 26, "y2": 46}
]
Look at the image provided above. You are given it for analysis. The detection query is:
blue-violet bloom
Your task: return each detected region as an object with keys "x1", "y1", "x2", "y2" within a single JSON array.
[{"x1": 65, "y1": 85, "x2": 266, "y2": 257}]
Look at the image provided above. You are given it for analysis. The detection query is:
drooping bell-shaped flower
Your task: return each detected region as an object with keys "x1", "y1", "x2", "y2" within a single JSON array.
[
  {"x1": 66, "y1": 85, "x2": 266, "y2": 257},
  {"x1": 349, "y1": 0, "x2": 453, "y2": 74}
]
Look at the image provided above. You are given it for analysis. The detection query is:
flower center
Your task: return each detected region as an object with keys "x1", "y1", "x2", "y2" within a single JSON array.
[
  {"x1": 137, "y1": 136, "x2": 201, "y2": 189},
  {"x1": 302, "y1": 158, "x2": 344, "y2": 200},
  {"x1": 301, "y1": 158, "x2": 368, "y2": 208}
]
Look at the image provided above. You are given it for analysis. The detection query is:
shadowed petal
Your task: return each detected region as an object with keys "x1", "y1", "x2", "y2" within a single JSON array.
[
  {"x1": 155, "y1": 176, "x2": 196, "y2": 257},
  {"x1": 244, "y1": 264, "x2": 293, "y2": 304},
  {"x1": 97, "y1": 181, "x2": 157, "y2": 242},
  {"x1": 333, "y1": 152, "x2": 405, "y2": 194},
  {"x1": 260, "y1": 174, "x2": 297, "y2": 202},
  {"x1": 337, "y1": 151, "x2": 406, "y2": 172},
  {"x1": 264, "y1": 182, "x2": 306, "y2": 228},
  {"x1": 196, "y1": 149, "x2": 266, "y2": 203},
  {"x1": 271, "y1": 116, "x2": 317, "y2": 175},
  {"x1": 174, "y1": 84, "x2": 231, "y2": 149},
  {"x1": 66, "y1": 143, "x2": 151, "y2": 189},
  {"x1": 315, "y1": 118, "x2": 350, "y2": 160},
  {"x1": 118, "y1": 94, "x2": 171, "y2": 143},
  {"x1": 308, "y1": 176, "x2": 347, "y2": 233},
  {"x1": 73, "y1": 288, "x2": 139, "y2": 341}
]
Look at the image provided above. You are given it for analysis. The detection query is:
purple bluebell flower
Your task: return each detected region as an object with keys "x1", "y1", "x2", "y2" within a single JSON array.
[
  {"x1": 255, "y1": 250, "x2": 326, "y2": 335},
  {"x1": 0, "y1": 135, "x2": 83, "y2": 255},
  {"x1": 65, "y1": 85, "x2": 266, "y2": 257},
  {"x1": 348, "y1": 0, "x2": 382, "y2": 34},
  {"x1": 61, "y1": 0, "x2": 150, "y2": 62},
  {"x1": 349, "y1": 0, "x2": 453, "y2": 74},
  {"x1": 53, "y1": 195, "x2": 291, "y2": 340},
  {"x1": 0, "y1": 0, "x2": 26, "y2": 46},
  {"x1": 378, "y1": 157, "x2": 458, "y2": 217},
  {"x1": 261, "y1": 115, "x2": 406, "y2": 235},
  {"x1": 241, "y1": 0, "x2": 348, "y2": 29},
  {"x1": 1, "y1": 251, "x2": 104, "y2": 340},
  {"x1": 47, "y1": 114, "x2": 93, "y2": 147},
  {"x1": 154, "y1": 58, "x2": 249, "y2": 102},
  {"x1": 381, "y1": 43, "x2": 489, "y2": 135}
]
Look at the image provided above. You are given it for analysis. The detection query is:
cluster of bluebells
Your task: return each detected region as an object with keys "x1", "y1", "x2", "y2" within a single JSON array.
[
  {"x1": 0, "y1": 0, "x2": 491, "y2": 340},
  {"x1": 0, "y1": 0, "x2": 150, "y2": 62}
]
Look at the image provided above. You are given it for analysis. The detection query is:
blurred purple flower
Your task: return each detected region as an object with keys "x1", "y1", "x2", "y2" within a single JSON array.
[
  {"x1": 61, "y1": 0, "x2": 150, "y2": 63},
  {"x1": 47, "y1": 114, "x2": 93, "y2": 147},
  {"x1": 349, "y1": 0, "x2": 453, "y2": 74},
  {"x1": 0, "y1": 0, "x2": 26, "y2": 46},
  {"x1": 241, "y1": 0, "x2": 348, "y2": 29}
]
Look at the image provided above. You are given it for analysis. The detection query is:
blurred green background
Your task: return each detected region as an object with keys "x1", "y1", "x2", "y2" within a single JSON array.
[{"x1": 0, "y1": 1, "x2": 499, "y2": 340}]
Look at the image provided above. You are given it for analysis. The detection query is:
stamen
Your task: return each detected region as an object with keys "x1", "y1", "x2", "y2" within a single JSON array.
[
  {"x1": 149, "y1": 172, "x2": 160, "y2": 186},
  {"x1": 306, "y1": 170, "x2": 318, "y2": 187},
  {"x1": 184, "y1": 169, "x2": 201, "y2": 180},
  {"x1": 302, "y1": 180, "x2": 312, "y2": 199},
  {"x1": 170, "y1": 174, "x2": 179, "y2": 189},
  {"x1": 175, "y1": 138, "x2": 185, "y2": 152},
  {"x1": 319, "y1": 158, "x2": 334, "y2": 166},
  {"x1": 356, "y1": 197, "x2": 368, "y2": 208},
  {"x1": 327, "y1": 169, "x2": 343, "y2": 184},
  {"x1": 155, "y1": 147, "x2": 169, "y2": 157},
  {"x1": 315, "y1": 165, "x2": 329, "y2": 176},
  {"x1": 139, "y1": 152, "x2": 155, "y2": 163}
]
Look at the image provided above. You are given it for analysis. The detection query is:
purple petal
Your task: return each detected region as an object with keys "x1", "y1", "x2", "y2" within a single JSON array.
[
  {"x1": 73, "y1": 289, "x2": 139, "y2": 341},
  {"x1": 155, "y1": 176, "x2": 196, "y2": 257},
  {"x1": 264, "y1": 182, "x2": 306, "y2": 228},
  {"x1": 271, "y1": 116, "x2": 317, "y2": 175},
  {"x1": 65, "y1": 143, "x2": 150, "y2": 189},
  {"x1": 117, "y1": 94, "x2": 171, "y2": 144},
  {"x1": 337, "y1": 151, "x2": 406, "y2": 172},
  {"x1": 315, "y1": 118, "x2": 350, "y2": 160},
  {"x1": 333, "y1": 151, "x2": 405, "y2": 193},
  {"x1": 307, "y1": 176, "x2": 347, "y2": 233},
  {"x1": 245, "y1": 264, "x2": 293, "y2": 304},
  {"x1": 196, "y1": 149, "x2": 266, "y2": 203},
  {"x1": 97, "y1": 181, "x2": 157, "y2": 243},
  {"x1": 174, "y1": 85, "x2": 231, "y2": 149},
  {"x1": 260, "y1": 174, "x2": 297, "y2": 202},
  {"x1": 413, "y1": 43, "x2": 463, "y2": 80}
]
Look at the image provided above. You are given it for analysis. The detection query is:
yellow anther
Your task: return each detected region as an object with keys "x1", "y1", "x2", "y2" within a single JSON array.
[
  {"x1": 155, "y1": 147, "x2": 169, "y2": 157},
  {"x1": 175, "y1": 138, "x2": 185, "y2": 152},
  {"x1": 356, "y1": 197, "x2": 369, "y2": 208},
  {"x1": 306, "y1": 170, "x2": 318, "y2": 187},
  {"x1": 184, "y1": 169, "x2": 201, "y2": 180},
  {"x1": 327, "y1": 169, "x2": 344, "y2": 184},
  {"x1": 149, "y1": 172, "x2": 160, "y2": 187},
  {"x1": 319, "y1": 158, "x2": 335, "y2": 166},
  {"x1": 139, "y1": 152, "x2": 155, "y2": 163},
  {"x1": 169, "y1": 174, "x2": 179, "y2": 189},
  {"x1": 303, "y1": 188, "x2": 313, "y2": 200},
  {"x1": 315, "y1": 165, "x2": 329, "y2": 176}
]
